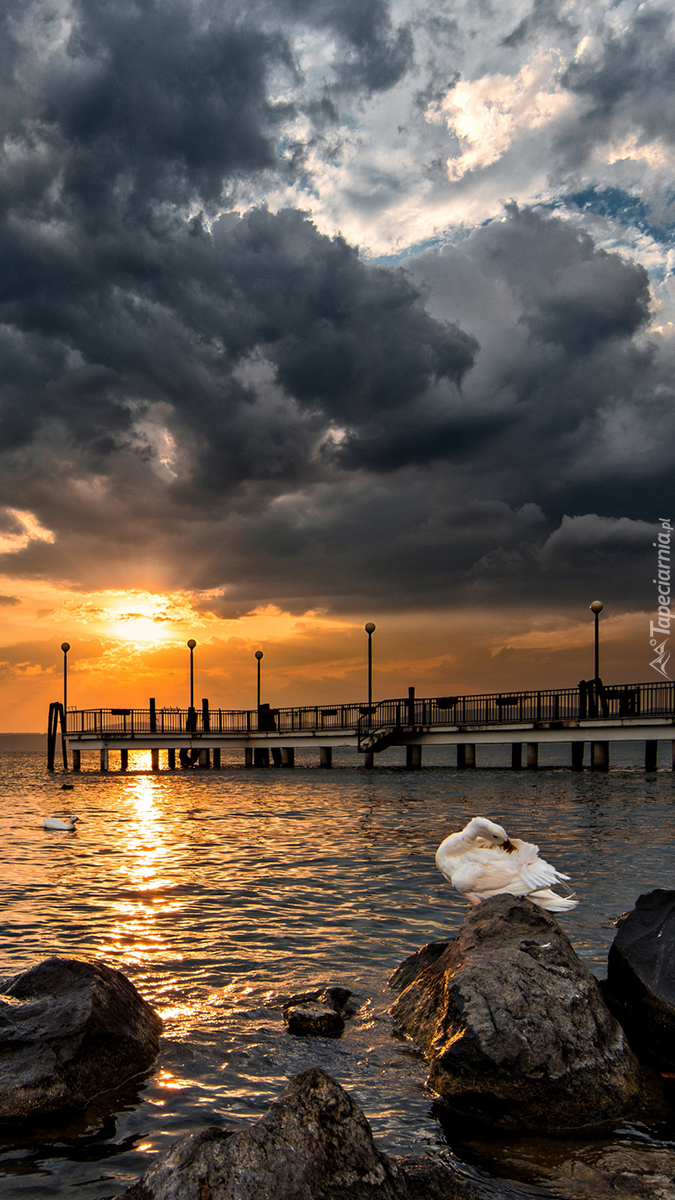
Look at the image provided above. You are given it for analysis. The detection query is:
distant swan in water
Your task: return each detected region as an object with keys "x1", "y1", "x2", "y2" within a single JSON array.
[
  {"x1": 436, "y1": 816, "x2": 578, "y2": 913},
  {"x1": 44, "y1": 815, "x2": 79, "y2": 831}
]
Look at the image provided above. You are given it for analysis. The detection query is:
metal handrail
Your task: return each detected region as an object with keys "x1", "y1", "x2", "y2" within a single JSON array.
[{"x1": 64, "y1": 680, "x2": 675, "y2": 738}]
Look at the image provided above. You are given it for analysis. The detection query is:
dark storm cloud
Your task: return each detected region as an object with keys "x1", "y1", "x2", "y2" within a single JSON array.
[
  {"x1": 475, "y1": 205, "x2": 651, "y2": 354},
  {"x1": 0, "y1": 195, "x2": 669, "y2": 614},
  {"x1": 0, "y1": 0, "x2": 669, "y2": 616},
  {"x1": 332, "y1": 409, "x2": 509, "y2": 472},
  {"x1": 268, "y1": 0, "x2": 413, "y2": 92},
  {"x1": 407, "y1": 208, "x2": 669, "y2": 527},
  {"x1": 0, "y1": 200, "x2": 478, "y2": 511},
  {"x1": 540, "y1": 515, "x2": 655, "y2": 572},
  {"x1": 0, "y1": 0, "x2": 425, "y2": 507},
  {"x1": 561, "y1": 7, "x2": 675, "y2": 165},
  {"x1": 501, "y1": 0, "x2": 578, "y2": 51},
  {"x1": 206, "y1": 209, "x2": 477, "y2": 419},
  {"x1": 0, "y1": 2, "x2": 294, "y2": 226},
  {"x1": 0, "y1": 0, "x2": 412, "y2": 243}
]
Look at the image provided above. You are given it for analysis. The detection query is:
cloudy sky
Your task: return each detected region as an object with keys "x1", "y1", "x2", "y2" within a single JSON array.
[{"x1": 0, "y1": 0, "x2": 672, "y2": 726}]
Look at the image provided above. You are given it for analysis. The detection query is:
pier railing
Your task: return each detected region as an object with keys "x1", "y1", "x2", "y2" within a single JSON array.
[
  {"x1": 361, "y1": 680, "x2": 674, "y2": 734},
  {"x1": 65, "y1": 679, "x2": 675, "y2": 740},
  {"x1": 65, "y1": 702, "x2": 368, "y2": 736}
]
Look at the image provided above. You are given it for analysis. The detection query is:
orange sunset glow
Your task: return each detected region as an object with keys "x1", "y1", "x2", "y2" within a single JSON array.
[{"x1": 0, "y1": 565, "x2": 650, "y2": 730}]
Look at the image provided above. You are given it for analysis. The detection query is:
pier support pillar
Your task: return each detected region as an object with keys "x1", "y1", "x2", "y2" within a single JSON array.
[
  {"x1": 72, "y1": 749, "x2": 81, "y2": 772},
  {"x1": 526, "y1": 743, "x2": 539, "y2": 770},
  {"x1": 281, "y1": 748, "x2": 295, "y2": 767},
  {"x1": 168, "y1": 749, "x2": 176, "y2": 769},
  {"x1": 571, "y1": 742, "x2": 584, "y2": 771},
  {"x1": 457, "y1": 744, "x2": 475, "y2": 768},
  {"x1": 254, "y1": 748, "x2": 270, "y2": 767},
  {"x1": 151, "y1": 748, "x2": 160, "y2": 772},
  {"x1": 120, "y1": 748, "x2": 128, "y2": 772},
  {"x1": 319, "y1": 746, "x2": 332, "y2": 768},
  {"x1": 645, "y1": 740, "x2": 658, "y2": 772},
  {"x1": 364, "y1": 750, "x2": 375, "y2": 769},
  {"x1": 511, "y1": 743, "x2": 522, "y2": 769},
  {"x1": 100, "y1": 748, "x2": 109, "y2": 772},
  {"x1": 198, "y1": 749, "x2": 210, "y2": 768},
  {"x1": 245, "y1": 747, "x2": 253, "y2": 767},
  {"x1": 591, "y1": 741, "x2": 609, "y2": 770},
  {"x1": 271, "y1": 748, "x2": 283, "y2": 768},
  {"x1": 213, "y1": 748, "x2": 221, "y2": 769},
  {"x1": 406, "y1": 744, "x2": 422, "y2": 769}
]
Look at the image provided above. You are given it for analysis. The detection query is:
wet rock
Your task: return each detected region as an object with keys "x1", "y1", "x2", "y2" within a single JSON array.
[
  {"x1": 605, "y1": 889, "x2": 675, "y2": 1068},
  {"x1": 390, "y1": 896, "x2": 642, "y2": 1134},
  {"x1": 284, "y1": 1001, "x2": 344, "y2": 1037},
  {"x1": 122, "y1": 1067, "x2": 481, "y2": 1200},
  {"x1": 0, "y1": 956, "x2": 163, "y2": 1120},
  {"x1": 322, "y1": 985, "x2": 359, "y2": 1015},
  {"x1": 282, "y1": 985, "x2": 358, "y2": 1037}
]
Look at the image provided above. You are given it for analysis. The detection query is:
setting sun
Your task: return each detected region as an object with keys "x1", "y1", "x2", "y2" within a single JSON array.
[{"x1": 64, "y1": 590, "x2": 200, "y2": 644}]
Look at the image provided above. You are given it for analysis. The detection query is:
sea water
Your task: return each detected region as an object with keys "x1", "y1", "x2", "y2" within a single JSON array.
[{"x1": 0, "y1": 746, "x2": 674, "y2": 1198}]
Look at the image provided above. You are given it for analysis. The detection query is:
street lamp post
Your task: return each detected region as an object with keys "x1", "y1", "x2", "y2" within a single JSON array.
[
  {"x1": 365, "y1": 623, "x2": 376, "y2": 718},
  {"x1": 187, "y1": 639, "x2": 197, "y2": 709},
  {"x1": 590, "y1": 602, "x2": 603, "y2": 681},
  {"x1": 61, "y1": 642, "x2": 70, "y2": 716},
  {"x1": 255, "y1": 651, "x2": 263, "y2": 711}
]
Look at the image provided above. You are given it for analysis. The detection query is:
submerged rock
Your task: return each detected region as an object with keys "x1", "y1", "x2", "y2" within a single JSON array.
[
  {"x1": 0, "y1": 956, "x2": 162, "y2": 1120},
  {"x1": 605, "y1": 889, "x2": 675, "y2": 1068},
  {"x1": 122, "y1": 1067, "x2": 481, "y2": 1200},
  {"x1": 542, "y1": 1144, "x2": 675, "y2": 1200},
  {"x1": 458, "y1": 1126, "x2": 675, "y2": 1200},
  {"x1": 282, "y1": 985, "x2": 358, "y2": 1038},
  {"x1": 390, "y1": 896, "x2": 642, "y2": 1134}
]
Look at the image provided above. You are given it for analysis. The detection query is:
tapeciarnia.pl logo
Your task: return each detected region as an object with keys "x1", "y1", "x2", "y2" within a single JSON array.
[{"x1": 650, "y1": 517, "x2": 671, "y2": 679}]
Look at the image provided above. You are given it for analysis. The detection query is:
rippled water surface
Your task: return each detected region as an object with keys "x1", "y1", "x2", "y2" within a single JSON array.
[{"x1": 1, "y1": 749, "x2": 674, "y2": 1198}]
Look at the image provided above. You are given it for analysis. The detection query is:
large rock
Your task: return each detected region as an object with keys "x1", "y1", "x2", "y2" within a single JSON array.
[
  {"x1": 390, "y1": 896, "x2": 642, "y2": 1134},
  {"x1": 123, "y1": 1068, "x2": 480, "y2": 1200},
  {"x1": 0, "y1": 956, "x2": 163, "y2": 1120},
  {"x1": 606, "y1": 889, "x2": 675, "y2": 1067}
]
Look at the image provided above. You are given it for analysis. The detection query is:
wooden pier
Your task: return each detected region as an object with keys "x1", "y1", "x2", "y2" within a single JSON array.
[{"x1": 48, "y1": 678, "x2": 675, "y2": 771}]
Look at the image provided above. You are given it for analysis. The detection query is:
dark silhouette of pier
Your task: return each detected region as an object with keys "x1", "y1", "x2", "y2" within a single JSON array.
[{"x1": 48, "y1": 677, "x2": 675, "y2": 772}]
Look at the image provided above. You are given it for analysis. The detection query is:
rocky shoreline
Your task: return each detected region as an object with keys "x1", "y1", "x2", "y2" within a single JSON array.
[{"x1": 1, "y1": 890, "x2": 674, "y2": 1198}]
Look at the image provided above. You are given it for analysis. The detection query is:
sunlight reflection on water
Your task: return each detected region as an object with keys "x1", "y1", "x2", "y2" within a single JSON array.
[{"x1": 0, "y1": 750, "x2": 673, "y2": 1197}]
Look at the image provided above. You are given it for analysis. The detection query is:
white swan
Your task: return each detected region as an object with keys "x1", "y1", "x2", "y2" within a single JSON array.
[
  {"x1": 436, "y1": 816, "x2": 578, "y2": 913},
  {"x1": 44, "y1": 815, "x2": 79, "y2": 831}
]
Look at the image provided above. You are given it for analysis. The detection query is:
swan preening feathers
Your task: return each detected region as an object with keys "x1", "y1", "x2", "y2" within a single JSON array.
[
  {"x1": 44, "y1": 815, "x2": 79, "y2": 831},
  {"x1": 436, "y1": 816, "x2": 578, "y2": 913}
]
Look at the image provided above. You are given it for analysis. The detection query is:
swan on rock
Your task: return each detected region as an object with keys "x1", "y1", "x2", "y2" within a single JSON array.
[
  {"x1": 436, "y1": 816, "x2": 578, "y2": 913},
  {"x1": 44, "y1": 815, "x2": 79, "y2": 831}
]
